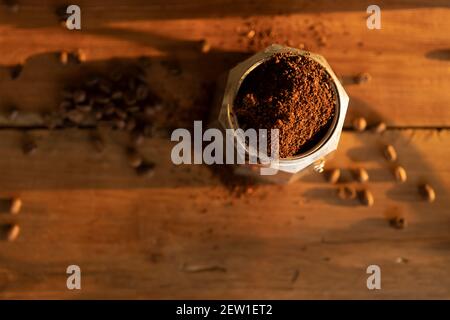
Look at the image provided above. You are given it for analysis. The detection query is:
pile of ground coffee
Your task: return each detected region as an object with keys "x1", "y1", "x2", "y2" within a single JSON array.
[{"x1": 233, "y1": 52, "x2": 337, "y2": 158}]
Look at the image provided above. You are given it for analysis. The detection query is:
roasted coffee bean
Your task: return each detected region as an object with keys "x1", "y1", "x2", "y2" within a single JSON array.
[
  {"x1": 389, "y1": 216, "x2": 407, "y2": 229},
  {"x1": 419, "y1": 183, "x2": 436, "y2": 203},
  {"x1": 354, "y1": 168, "x2": 369, "y2": 183},
  {"x1": 383, "y1": 144, "x2": 397, "y2": 162},
  {"x1": 125, "y1": 118, "x2": 137, "y2": 132},
  {"x1": 111, "y1": 91, "x2": 123, "y2": 100},
  {"x1": 9, "y1": 197, "x2": 22, "y2": 215},
  {"x1": 115, "y1": 109, "x2": 128, "y2": 120},
  {"x1": 359, "y1": 189, "x2": 374, "y2": 206},
  {"x1": 65, "y1": 109, "x2": 84, "y2": 124},
  {"x1": 326, "y1": 168, "x2": 340, "y2": 184},
  {"x1": 91, "y1": 132, "x2": 105, "y2": 153},
  {"x1": 74, "y1": 49, "x2": 86, "y2": 63},
  {"x1": 136, "y1": 84, "x2": 149, "y2": 100},
  {"x1": 73, "y1": 89, "x2": 87, "y2": 103},
  {"x1": 22, "y1": 139, "x2": 37, "y2": 155},
  {"x1": 86, "y1": 76, "x2": 100, "y2": 87},
  {"x1": 2, "y1": 224, "x2": 20, "y2": 241},
  {"x1": 123, "y1": 92, "x2": 137, "y2": 106},
  {"x1": 354, "y1": 72, "x2": 371, "y2": 84},
  {"x1": 373, "y1": 122, "x2": 386, "y2": 133},
  {"x1": 130, "y1": 131, "x2": 144, "y2": 147},
  {"x1": 59, "y1": 50, "x2": 69, "y2": 65},
  {"x1": 127, "y1": 148, "x2": 143, "y2": 168},
  {"x1": 200, "y1": 39, "x2": 211, "y2": 53},
  {"x1": 352, "y1": 117, "x2": 367, "y2": 132},
  {"x1": 135, "y1": 161, "x2": 155, "y2": 177},
  {"x1": 337, "y1": 185, "x2": 356, "y2": 200},
  {"x1": 115, "y1": 119, "x2": 126, "y2": 130},
  {"x1": 76, "y1": 104, "x2": 92, "y2": 113},
  {"x1": 94, "y1": 95, "x2": 111, "y2": 105},
  {"x1": 10, "y1": 63, "x2": 23, "y2": 80},
  {"x1": 394, "y1": 165, "x2": 407, "y2": 183},
  {"x1": 7, "y1": 107, "x2": 19, "y2": 121},
  {"x1": 110, "y1": 69, "x2": 123, "y2": 82},
  {"x1": 42, "y1": 112, "x2": 59, "y2": 130}
]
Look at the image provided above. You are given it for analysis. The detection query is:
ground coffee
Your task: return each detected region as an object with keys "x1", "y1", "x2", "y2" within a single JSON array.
[{"x1": 233, "y1": 52, "x2": 337, "y2": 158}]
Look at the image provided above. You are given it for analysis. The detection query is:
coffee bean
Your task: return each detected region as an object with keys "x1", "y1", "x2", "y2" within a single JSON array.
[
  {"x1": 75, "y1": 49, "x2": 86, "y2": 63},
  {"x1": 111, "y1": 91, "x2": 123, "y2": 100},
  {"x1": 130, "y1": 131, "x2": 144, "y2": 147},
  {"x1": 115, "y1": 119, "x2": 126, "y2": 130},
  {"x1": 76, "y1": 104, "x2": 92, "y2": 113},
  {"x1": 136, "y1": 84, "x2": 149, "y2": 101},
  {"x1": 7, "y1": 107, "x2": 19, "y2": 121},
  {"x1": 247, "y1": 30, "x2": 256, "y2": 39},
  {"x1": 373, "y1": 121, "x2": 386, "y2": 133},
  {"x1": 418, "y1": 183, "x2": 436, "y2": 203},
  {"x1": 354, "y1": 72, "x2": 371, "y2": 84},
  {"x1": 9, "y1": 197, "x2": 22, "y2": 215},
  {"x1": 352, "y1": 117, "x2": 367, "y2": 132},
  {"x1": 2, "y1": 224, "x2": 20, "y2": 241},
  {"x1": 42, "y1": 112, "x2": 59, "y2": 130},
  {"x1": 394, "y1": 165, "x2": 407, "y2": 183},
  {"x1": 389, "y1": 216, "x2": 407, "y2": 229},
  {"x1": 4, "y1": 0, "x2": 19, "y2": 12},
  {"x1": 59, "y1": 50, "x2": 69, "y2": 65},
  {"x1": 91, "y1": 132, "x2": 105, "y2": 153},
  {"x1": 22, "y1": 139, "x2": 37, "y2": 155},
  {"x1": 355, "y1": 168, "x2": 369, "y2": 183},
  {"x1": 383, "y1": 144, "x2": 397, "y2": 162},
  {"x1": 127, "y1": 149, "x2": 143, "y2": 168},
  {"x1": 326, "y1": 168, "x2": 340, "y2": 184},
  {"x1": 136, "y1": 161, "x2": 155, "y2": 177},
  {"x1": 73, "y1": 89, "x2": 87, "y2": 103},
  {"x1": 65, "y1": 109, "x2": 84, "y2": 124},
  {"x1": 337, "y1": 185, "x2": 356, "y2": 200},
  {"x1": 10, "y1": 63, "x2": 23, "y2": 80},
  {"x1": 125, "y1": 118, "x2": 136, "y2": 132},
  {"x1": 359, "y1": 189, "x2": 374, "y2": 206},
  {"x1": 200, "y1": 39, "x2": 211, "y2": 53}
]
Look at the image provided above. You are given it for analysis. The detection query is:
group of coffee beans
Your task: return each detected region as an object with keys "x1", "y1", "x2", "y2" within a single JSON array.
[
  {"x1": 0, "y1": 197, "x2": 22, "y2": 241},
  {"x1": 325, "y1": 116, "x2": 437, "y2": 229}
]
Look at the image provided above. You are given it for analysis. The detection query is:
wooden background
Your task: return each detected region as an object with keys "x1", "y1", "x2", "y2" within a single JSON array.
[{"x1": 0, "y1": 0, "x2": 449, "y2": 299}]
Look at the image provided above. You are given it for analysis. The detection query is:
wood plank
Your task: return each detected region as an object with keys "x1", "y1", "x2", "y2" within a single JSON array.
[
  {"x1": 0, "y1": 129, "x2": 449, "y2": 298},
  {"x1": 1, "y1": 2, "x2": 450, "y2": 127}
]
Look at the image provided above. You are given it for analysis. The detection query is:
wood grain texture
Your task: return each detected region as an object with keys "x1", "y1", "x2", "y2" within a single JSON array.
[
  {"x1": 0, "y1": 129, "x2": 448, "y2": 299},
  {"x1": 0, "y1": 1, "x2": 450, "y2": 127}
]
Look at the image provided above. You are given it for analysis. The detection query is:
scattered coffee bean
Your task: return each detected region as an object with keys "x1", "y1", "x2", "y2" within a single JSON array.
[
  {"x1": 389, "y1": 216, "x2": 407, "y2": 229},
  {"x1": 418, "y1": 183, "x2": 436, "y2": 203},
  {"x1": 394, "y1": 165, "x2": 407, "y2": 183},
  {"x1": 200, "y1": 39, "x2": 211, "y2": 53},
  {"x1": 4, "y1": 0, "x2": 19, "y2": 12},
  {"x1": 337, "y1": 185, "x2": 356, "y2": 200},
  {"x1": 354, "y1": 167, "x2": 369, "y2": 183},
  {"x1": 59, "y1": 50, "x2": 69, "y2": 65},
  {"x1": 326, "y1": 168, "x2": 340, "y2": 184},
  {"x1": 10, "y1": 63, "x2": 23, "y2": 80},
  {"x1": 383, "y1": 144, "x2": 397, "y2": 162},
  {"x1": 73, "y1": 89, "x2": 87, "y2": 103},
  {"x1": 7, "y1": 106, "x2": 19, "y2": 121},
  {"x1": 135, "y1": 161, "x2": 155, "y2": 177},
  {"x1": 127, "y1": 148, "x2": 143, "y2": 168},
  {"x1": 22, "y1": 138, "x2": 37, "y2": 155},
  {"x1": 373, "y1": 121, "x2": 386, "y2": 134},
  {"x1": 359, "y1": 189, "x2": 374, "y2": 206},
  {"x1": 65, "y1": 109, "x2": 84, "y2": 124},
  {"x1": 354, "y1": 72, "x2": 371, "y2": 84},
  {"x1": 90, "y1": 132, "x2": 105, "y2": 153},
  {"x1": 247, "y1": 30, "x2": 256, "y2": 39},
  {"x1": 9, "y1": 197, "x2": 22, "y2": 215},
  {"x1": 75, "y1": 49, "x2": 86, "y2": 63},
  {"x1": 352, "y1": 117, "x2": 367, "y2": 132},
  {"x1": 3, "y1": 224, "x2": 20, "y2": 241}
]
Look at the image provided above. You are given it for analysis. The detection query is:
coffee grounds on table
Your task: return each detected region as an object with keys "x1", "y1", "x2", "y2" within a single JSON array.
[{"x1": 233, "y1": 52, "x2": 337, "y2": 158}]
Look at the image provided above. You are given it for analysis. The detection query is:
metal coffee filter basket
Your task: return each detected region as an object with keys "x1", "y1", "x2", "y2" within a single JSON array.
[{"x1": 217, "y1": 44, "x2": 349, "y2": 178}]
